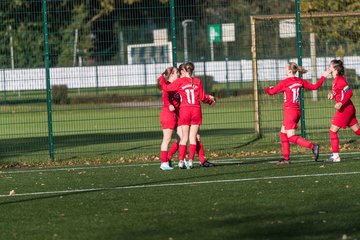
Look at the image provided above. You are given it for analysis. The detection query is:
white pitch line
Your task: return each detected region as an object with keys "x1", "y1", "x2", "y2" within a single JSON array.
[
  {"x1": 1, "y1": 171, "x2": 360, "y2": 198},
  {"x1": 0, "y1": 159, "x2": 245, "y2": 174},
  {"x1": 0, "y1": 151, "x2": 359, "y2": 174},
  {"x1": 0, "y1": 163, "x2": 155, "y2": 174}
]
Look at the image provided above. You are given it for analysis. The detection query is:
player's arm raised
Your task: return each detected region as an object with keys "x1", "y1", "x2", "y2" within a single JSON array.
[
  {"x1": 158, "y1": 75, "x2": 180, "y2": 92},
  {"x1": 202, "y1": 94, "x2": 216, "y2": 106},
  {"x1": 265, "y1": 81, "x2": 284, "y2": 95}
]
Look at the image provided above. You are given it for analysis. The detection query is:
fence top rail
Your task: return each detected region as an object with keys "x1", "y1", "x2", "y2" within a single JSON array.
[{"x1": 250, "y1": 11, "x2": 360, "y2": 20}]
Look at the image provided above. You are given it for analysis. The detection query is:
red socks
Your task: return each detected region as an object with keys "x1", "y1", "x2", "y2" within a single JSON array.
[
  {"x1": 355, "y1": 129, "x2": 360, "y2": 135},
  {"x1": 329, "y1": 130, "x2": 339, "y2": 153},
  {"x1": 160, "y1": 150, "x2": 168, "y2": 163},
  {"x1": 288, "y1": 135, "x2": 314, "y2": 149},
  {"x1": 178, "y1": 144, "x2": 187, "y2": 160},
  {"x1": 280, "y1": 132, "x2": 290, "y2": 160},
  {"x1": 189, "y1": 144, "x2": 197, "y2": 160},
  {"x1": 167, "y1": 140, "x2": 207, "y2": 162},
  {"x1": 196, "y1": 140, "x2": 206, "y2": 163},
  {"x1": 168, "y1": 141, "x2": 179, "y2": 160}
]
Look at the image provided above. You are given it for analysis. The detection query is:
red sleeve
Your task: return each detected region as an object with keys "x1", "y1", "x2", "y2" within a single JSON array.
[
  {"x1": 265, "y1": 80, "x2": 285, "y2": 95},
  {"x1": 158, "y1": 75, "x2": 165, "y2": 85},
  {"x1": 302, "y1": 76, "x2": 326, "y2": 90},
  {"x1": 341, "y1": 87, "x2": 353, "y2": 105},
  {"x1": 197, "y1": 79, "x2": 205, "y2": 102},
  {"x1": 202, "y1": 94, "x2": 214, "y2": 105},
  {"x1": 337, "y1": 77, "x2": 353, "y2": 105},
  {"x1": 160, "y1": 78, "x2": 181, "y2": 92}
]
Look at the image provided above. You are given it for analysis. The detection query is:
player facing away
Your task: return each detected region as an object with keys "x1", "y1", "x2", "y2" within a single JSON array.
[
  {"x1": 166, "y1": 119, "x2": 212, "y2": 167},
  {"x1": 158, "y1": 66, "x2": 181, "y2": 170},
  {"x1": 325, "y1": 59, "x2": 360, "y2": 163},
  {"x1": 158, "y1": 65, "x2": 215, "y2": 170},
  {"x1": 173, "y1": 63, "x2": 216, "y2": 168},
  {"x1": 159, "y1": 62, "x2": 215, "y2": 169},
  {"x1": 265, "y1": 62, "x2": 328, "y2": 165}
]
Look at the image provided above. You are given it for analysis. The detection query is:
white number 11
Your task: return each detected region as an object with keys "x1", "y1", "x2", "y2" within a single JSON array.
[
  {"x1": 185, "y1": 89, "x2": 195, "y2": 104},
  {"x1": 292, "y1": 88, "x2": 300, "y2": 103}
]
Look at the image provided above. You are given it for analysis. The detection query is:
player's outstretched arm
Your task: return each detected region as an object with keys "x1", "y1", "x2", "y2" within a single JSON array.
[
  {"x1": 159, "y1": 76, "x2": 180, "y2": 92},
  {"x1": 265, "y1": 78, "x2": 287, "y2": 95},
  {"x1": 202, "y1": 94, "x2": 216, "y2": 106}
]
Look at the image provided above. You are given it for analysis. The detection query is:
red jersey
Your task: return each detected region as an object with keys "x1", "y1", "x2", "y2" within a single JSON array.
[
  {"x1": 160, "y1": 77, "x2": 206, "y2": 108},
  {"x1": 330, "y1": 76, "x2": 353, "y2": 106},
  {"x1": 161, "y1": 83, "x2": 181, "y2": 109},
  {"x1": 265, "y1": 76, "x2": 326, "y2": 109}
]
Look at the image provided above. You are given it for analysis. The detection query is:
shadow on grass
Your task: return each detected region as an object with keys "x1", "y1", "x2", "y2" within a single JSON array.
[
  {"x1": 0, "y1": 128, "x2": 261, "y2": 160},
  {"x1": 0, "y1": 157, "x2": 320, "y2": 206}
]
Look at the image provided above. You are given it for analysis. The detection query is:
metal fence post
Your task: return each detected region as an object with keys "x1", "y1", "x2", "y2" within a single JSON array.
[
  {"x1": 170, "y1": 0, "x2": 177, "y2": 67},
  {"x1": 2, "y1": 69, "x2": 6, "y2": 103},
  {"x1": 42, "y1": 0, "x2": 55, "y2": 160},
  {"x1": 201, "y1": 57, "x2": 207, "y2": 92},
  {"x1": 144, "y1": 63, "x2": 147, "y2": 95},
  {"x1": 295, "y1": 0, "x2": 306, "y2": 138},
  {"x1": 225, "y1": 57, "x2": 230, "y2": 96},
  {"x1": 95, "y1": 64, "x2": 99, "y2": 97},
  {"x1": 250, "y1": 16, "x2": 261, "y2": 136}
]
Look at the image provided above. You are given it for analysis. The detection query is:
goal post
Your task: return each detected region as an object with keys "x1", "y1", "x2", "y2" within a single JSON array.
[{"x1": 251, "y1": 11, "x2": 360, "y2": 137}]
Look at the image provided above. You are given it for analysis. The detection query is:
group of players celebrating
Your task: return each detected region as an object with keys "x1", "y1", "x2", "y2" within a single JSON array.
[
  {"x1": 158, "y1": 62, "x2": 216, "y2": 170},
  {"x1": 158, "y1": 59, "x2": 359, "y2": 170}
]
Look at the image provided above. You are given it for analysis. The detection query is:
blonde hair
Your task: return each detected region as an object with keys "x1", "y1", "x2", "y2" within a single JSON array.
[{"x1": 288, "y1": 62, "x2": 308, "y2": 74}]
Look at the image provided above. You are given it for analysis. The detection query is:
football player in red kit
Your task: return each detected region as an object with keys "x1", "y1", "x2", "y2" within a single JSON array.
[
  {"x1": 159, "y1": 62, "x2": 215, "y2": 168},
  {"x1": 325, "y1": 59, "x2": 360, "y2": 163},
  {"x1": 158, "y1": 66, "x2": 181, "y2": 170},
  {"x1": 158, "y1": 65, "x2": 215, "y2": 169},
  {"x1": 265, "y1": 62, "x2": 328, "y2": 165}
]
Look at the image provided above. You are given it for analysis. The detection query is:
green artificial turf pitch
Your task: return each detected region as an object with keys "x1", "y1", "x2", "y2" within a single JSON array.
[{"x1": 0, "y1": 155, "x2": 359, "y2": 240}]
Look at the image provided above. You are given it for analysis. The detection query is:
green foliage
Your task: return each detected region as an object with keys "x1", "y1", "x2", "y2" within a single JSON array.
[
  {"x1": 301, "y1": 0, "x2": 360, "y2": 57},
  {"x1": 0, "y1": 0, "x2": 43, "y2": 68},
  {"x1": 57, "y1": 4, "x2": 93, "y2": 66},
  {"x1": 197, "y1": 75, "x2": 215, "y2": 93},
  {"x1": 51, "y1": 84, "x2": 69, "y2": 104},
  {"x1": 0, "y1": 0, "x2": 359, "y2": 67},
  {"x1": 13, "y1": 22, "x2": 44, "y2": 68},
  {"x1": 0, "y1": 0, "x2": 300, "y2": 67},
  {"x1": 346, "y1": 68, "x2": 360, "y2": 89}
]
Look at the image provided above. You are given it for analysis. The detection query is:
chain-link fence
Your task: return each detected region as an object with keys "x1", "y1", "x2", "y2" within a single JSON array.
[{"x1": 0, "y1": 0, "x2": 359, "y2": 163}]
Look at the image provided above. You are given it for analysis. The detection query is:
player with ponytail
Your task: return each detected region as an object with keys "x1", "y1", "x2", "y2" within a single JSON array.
[
  {"x1": 265, "y1": 62, "x2": 328, "y2": 164},
  {"x1": 326, "y1": 59, "x2": 360, "y2": 163},
  {"x1": 157, "y1": 67, "x2": 181, "y2": 170},
  {"x1": 159, "y1": 62, "x2": 215, "y2": 168}
]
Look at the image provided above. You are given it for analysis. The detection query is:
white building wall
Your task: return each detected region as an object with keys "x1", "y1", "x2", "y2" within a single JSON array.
[{"x1": 0, "y1": 56, "x2": 359, "y2": 91}]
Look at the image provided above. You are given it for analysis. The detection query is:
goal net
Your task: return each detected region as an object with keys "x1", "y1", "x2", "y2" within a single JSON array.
[{"x1": 251, "y1": 12, "x2": 360, "y2": 142}]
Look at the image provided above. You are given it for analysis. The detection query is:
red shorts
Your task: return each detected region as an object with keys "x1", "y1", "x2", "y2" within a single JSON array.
[
  {"x1": 282, "y1": 108, "x2": 300, "y2": 130},
  {"x1": 332, "y1": 103, "x2": 358, "y2": 129},
  {"x1": 160, "y1": 108, "x2": 178, "y2": 129},
  {"x1": 178, "y1": 107, "x2": 202, "y2": 126}
]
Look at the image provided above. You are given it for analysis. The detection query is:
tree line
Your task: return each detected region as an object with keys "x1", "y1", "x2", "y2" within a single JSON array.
[{"x1": 0, "y1": 0, "x2": 358, "y2": 69}]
